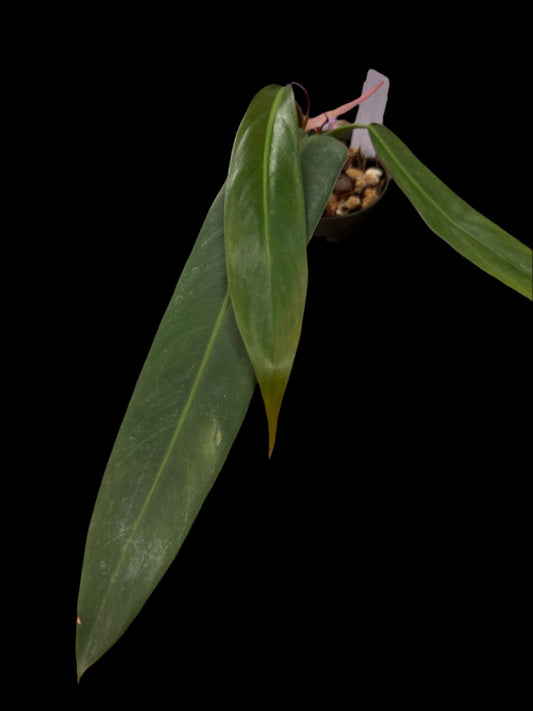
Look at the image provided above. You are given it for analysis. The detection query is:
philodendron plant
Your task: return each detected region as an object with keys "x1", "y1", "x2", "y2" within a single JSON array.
[{"x1": 76, "y1": 75, "x2": 532, "y2": 680}]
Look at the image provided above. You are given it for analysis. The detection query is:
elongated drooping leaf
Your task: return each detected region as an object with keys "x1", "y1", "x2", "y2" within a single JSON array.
[
  {"x1": 366, "y1": 123, "x2": 533, "y2": 299},
  {"x1": 224, "y1": 84, "x2": 308, "y2": 455},
  {"x1": 76, "y1": 188, "x2": 256, "y2": 680},
  {"x1": 76, "y1": 126, "x2": 347, "y2": 679}
]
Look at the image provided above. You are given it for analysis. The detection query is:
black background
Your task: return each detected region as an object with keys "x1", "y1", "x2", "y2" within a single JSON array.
[{"x1": 16, "y1": 6, "x2": 531, "y2": 704}]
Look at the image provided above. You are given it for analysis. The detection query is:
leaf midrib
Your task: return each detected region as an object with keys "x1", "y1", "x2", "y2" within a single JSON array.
[
  {"x1": 261, "y1": 86, "x2": 284, "y2": 368},
  {"x1": 89, "y1": 289, "x2": 232, "y2": 640}
]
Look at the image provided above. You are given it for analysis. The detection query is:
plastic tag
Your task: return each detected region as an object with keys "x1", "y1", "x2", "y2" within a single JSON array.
[{"x1": 351, "y1": 69, "x2": 390, "y2": 157}]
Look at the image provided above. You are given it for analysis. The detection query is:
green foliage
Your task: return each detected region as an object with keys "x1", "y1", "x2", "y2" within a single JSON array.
[
  {"x1": 367, "y1": 123, "x2": 532, "y2": 300},
  {"x1": 75, "y1": 187, "x2": 256, "y2": 680},
  {"x1": 77, "y1": 83, "x2": 531, "y2": 680},
  {"x1": 224, "y1": 85, "x2": 308, "y2": 455},
  {"x1": 76, "y1": 88, "x2": 347, "y2": 680},
  {"x1": 327, "y1": 120, "x2": 532, "y2": 299}
]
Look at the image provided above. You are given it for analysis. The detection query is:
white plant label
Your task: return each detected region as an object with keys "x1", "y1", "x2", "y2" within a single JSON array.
[{"x1": 351, "y1": 69, "x2": 390, "y2": 158}]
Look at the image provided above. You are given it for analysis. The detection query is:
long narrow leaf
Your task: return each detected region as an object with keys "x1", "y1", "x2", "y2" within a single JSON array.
[
  {"x1": 76, "y1": 128, "x2": 347, "y2": 679},
  {"x1": 224, "y1": 84, "x2": 308, "y2": 455},
  {"x1": 366, "y1": 123, "x2": 532, "y2": 299},
  {"x1": 76, "y1": 187, "x2": 256, "y2": 680}
]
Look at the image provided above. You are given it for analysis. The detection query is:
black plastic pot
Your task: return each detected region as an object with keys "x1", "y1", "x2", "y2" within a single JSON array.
[{"x1": 313, "y1": 169, "x2": 390, "y2": 244}]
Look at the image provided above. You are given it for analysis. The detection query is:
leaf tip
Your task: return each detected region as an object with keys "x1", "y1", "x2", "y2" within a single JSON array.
[
  {"x1": 260, "y1": 380, "x2": 285, "y2": 459},
  {"x1": 265, "y1": 405, "x2": 279, "y2": 459},
  {"x1": 76, "y1": 649, "x2": 97, "y2": 684},
  {"x1": 76, "y1": 659, "x2": 87, "y2": 684},
  {"x1": 268, "y1": 430, "x2": 276, "y2": 459}
]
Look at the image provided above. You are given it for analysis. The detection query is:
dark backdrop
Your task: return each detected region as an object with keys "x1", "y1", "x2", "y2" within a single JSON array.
[{"x1": 22, "y1": 6, "x2": 530, "y2": 704}]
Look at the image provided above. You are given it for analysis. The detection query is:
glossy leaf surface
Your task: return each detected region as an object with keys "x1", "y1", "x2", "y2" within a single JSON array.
[
  {"x1": 224, "y1": 84, "x2": 308, "y2": 455},
  {"x1": 76, "y1": 125, "x2": 347, "y2": 679},
  {"x1": 76, "y1": 187, "x2": 256, "y2": 680},
  {"x1": 367, "y1": 123, "x2": 533, "y2": 299},
  {"x1": 299, "y1": 130, "x2": 348, "y2": 228}
]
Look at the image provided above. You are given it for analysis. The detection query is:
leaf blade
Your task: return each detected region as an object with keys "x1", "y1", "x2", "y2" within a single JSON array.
[
  {"x1": 76, "y1": 123, "x2": 348, "y2": 679},
  {"x1": 299, "y1": 131, "x2": 348, "y2": 232},
  {"x1": 224, "y1": 84, "x2": 308, "y2": 454},
  {"x1": 367, "y1": 123, "x2": 532, "y2": 299},
  {"x1": 76, "y1": 188, "x2": 256, "y2": 679}
]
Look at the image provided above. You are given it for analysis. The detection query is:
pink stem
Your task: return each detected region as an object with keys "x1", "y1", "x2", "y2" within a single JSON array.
[{"x1": 305, "y1": 80, "x2": 385, "y2": 132}]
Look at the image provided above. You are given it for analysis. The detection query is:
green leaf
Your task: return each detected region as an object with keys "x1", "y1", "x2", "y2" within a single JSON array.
[
  {"x1": 76, "y1": 125, "x2": 347, "y2": 679},
  {"x1": 366, "y1": 123, "x2": 533, "y2": 300},
  {"x1": 299, "y1": 130, "x2": 348, "y2": 231},
  {"x1": 76, "y1": 187, "x2": 256, "y2": 680},
  {"x1": 224, "y1": 84, "x2": 308, "y2": 455}
]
